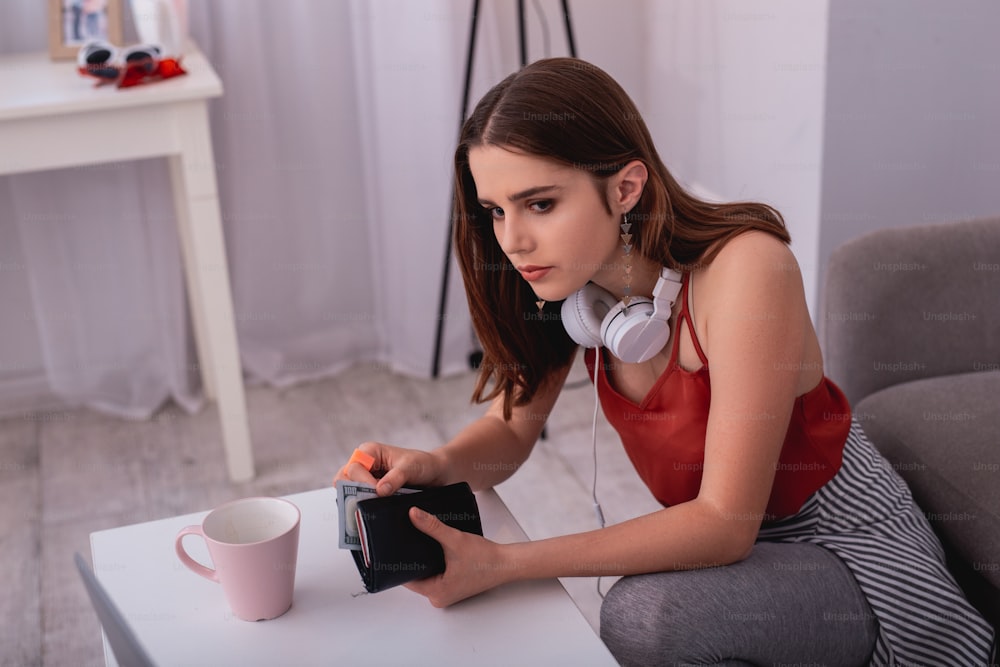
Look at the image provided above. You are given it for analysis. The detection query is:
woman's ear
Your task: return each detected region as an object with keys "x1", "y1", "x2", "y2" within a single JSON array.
[{"x1": 612, "y1": 160, "x2": 648, "y2": 212}]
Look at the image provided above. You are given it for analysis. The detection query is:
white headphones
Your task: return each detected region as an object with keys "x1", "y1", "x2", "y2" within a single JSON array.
[{"x1": 561, "y1": 267, "x2": 683, "y2": 363}]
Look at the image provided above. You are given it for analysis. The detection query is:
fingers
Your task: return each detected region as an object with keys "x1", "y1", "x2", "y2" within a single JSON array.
[
  {"x1": 332, "y1": 458, "x2": 376, "y2": 484},
  {"x1": 404, "y1": 512, "x2": 498, "y2": 609},
  {"x1": 403, "y1": 511, "x2": 454, "y2": 610},
  {"x1": 333, "y1": 442, "x2": 442, "y2": 495},
  {"x1": 402, "y1": 510, "x2": 449, "y2": 606},
  {"x1": 360, "y1": 443, "x2": 407, "y2": 496},
  {"x1": 332, "y1": 443, "x2": 381, "y2": 486},
  {"x1": 346, "y1": 461, "x2": 379, "y2": 486},
  {"x1": 348, "y1": 448, "x2": 376, "y2": 471},
  {"x1": 374, "y1": 467, "x2": 408, "y2": 496}
]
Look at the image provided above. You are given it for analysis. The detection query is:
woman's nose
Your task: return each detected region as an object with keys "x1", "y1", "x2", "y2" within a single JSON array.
[{"x1": 497, "y1": 213, "x2": 533, "y2": 256}]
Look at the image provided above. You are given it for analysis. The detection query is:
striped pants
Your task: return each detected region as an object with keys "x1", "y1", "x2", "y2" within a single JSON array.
[
  {"x1": 600, "y1": 421, "x2": 995, "y2": 665},
  {"x1": 758, "y1": 419, "x2": 994, "y2": 666}
]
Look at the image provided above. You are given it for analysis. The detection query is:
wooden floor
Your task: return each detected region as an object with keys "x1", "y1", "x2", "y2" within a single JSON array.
[{"x1": 0, "y1": 357, "x2": 660, "y2": 666}]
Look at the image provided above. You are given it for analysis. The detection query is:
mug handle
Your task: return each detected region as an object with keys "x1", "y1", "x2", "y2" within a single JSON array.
[{"x1": 175, "y1": 525, "x2": 219, "y2": 582}]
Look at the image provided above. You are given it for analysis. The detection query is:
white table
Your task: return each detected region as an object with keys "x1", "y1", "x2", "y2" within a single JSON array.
[
  {"x1": 90, "y1": 487, "x2": 618, "y2": 666},
  {"x1": 0, "y1": 42, "x2": 253, "y2": 481}
]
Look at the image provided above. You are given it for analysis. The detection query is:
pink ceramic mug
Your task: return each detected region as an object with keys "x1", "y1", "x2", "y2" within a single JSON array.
[{"x1": 175, "y1": 497, "x2": 300, "y2": 621}]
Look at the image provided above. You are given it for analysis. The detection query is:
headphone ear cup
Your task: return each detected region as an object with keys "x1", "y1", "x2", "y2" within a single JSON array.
[
  {"x1": 602, "y1": 297, "x2": 672, "y2": 363},
  {"x1": 561, "y1": 283, "x2": 619, "y2": 348}
]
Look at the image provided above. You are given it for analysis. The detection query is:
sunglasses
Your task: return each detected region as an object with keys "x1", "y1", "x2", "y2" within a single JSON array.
[{"x1": 77, "y1": 40, "x2": 186, "y2": 88}]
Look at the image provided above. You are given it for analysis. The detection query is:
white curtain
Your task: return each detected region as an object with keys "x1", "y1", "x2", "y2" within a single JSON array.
[{"x1": 0, "y1": 0, "x2": 481, "y2": 418}]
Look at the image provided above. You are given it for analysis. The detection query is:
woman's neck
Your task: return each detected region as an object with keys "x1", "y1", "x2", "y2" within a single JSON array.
[{"x1": 592, "y1": 253, "x2": 663, "y2": 303}]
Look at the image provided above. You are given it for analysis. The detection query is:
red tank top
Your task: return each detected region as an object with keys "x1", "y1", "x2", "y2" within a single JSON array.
[{"x1": 584, "y1": 272, "x2": 850, "y2": 518}]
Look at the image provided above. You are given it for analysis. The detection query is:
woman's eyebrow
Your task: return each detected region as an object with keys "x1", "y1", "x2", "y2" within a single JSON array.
[{"x1": 477, "y1": 184, "x2": 562, "y2": 207}]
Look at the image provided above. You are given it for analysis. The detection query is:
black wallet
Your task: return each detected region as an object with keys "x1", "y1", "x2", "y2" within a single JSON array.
[{"x1": 350, "y1": 482, "x2": 483, "y2": 593}]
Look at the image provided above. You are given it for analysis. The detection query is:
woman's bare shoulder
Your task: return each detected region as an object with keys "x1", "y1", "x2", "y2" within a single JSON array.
[
  {"x1": 704, "y1": 230, "x2": 797, "y2": 275},
  {"x1": 696, "y1": 230, "x2": 806, "y2": 318}
]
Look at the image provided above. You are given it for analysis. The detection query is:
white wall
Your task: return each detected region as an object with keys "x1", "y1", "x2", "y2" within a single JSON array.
[
  {"x1": 635, "y1": 0, "x2": 1000, "y2": 327},
  {"x1": 641, "y1": 0, "x2": 830, "y2": 317},
  {"x1": 467, "y1": 0, "x2": 648, "y2": 109}
]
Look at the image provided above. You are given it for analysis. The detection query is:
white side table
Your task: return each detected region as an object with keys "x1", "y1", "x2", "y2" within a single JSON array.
[
  {"x1": 0, "y1": 41, "x2": 254, "y2": 482},
  {"x1": 90, "y1": 487, "x2": 618, "y2": 665}
]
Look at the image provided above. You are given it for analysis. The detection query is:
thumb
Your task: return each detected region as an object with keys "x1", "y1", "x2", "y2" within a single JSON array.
[
  {"x1": 409, "y1": 506, "x2": 446, "y2": 538},
  {"x1": 375, "y1": 468, "x2": 407, "y2": 496}
]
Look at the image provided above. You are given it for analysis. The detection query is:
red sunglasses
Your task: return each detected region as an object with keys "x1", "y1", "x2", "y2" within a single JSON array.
[{"x1": 77, "y1": 40, "x2": 186, "y2": 88}]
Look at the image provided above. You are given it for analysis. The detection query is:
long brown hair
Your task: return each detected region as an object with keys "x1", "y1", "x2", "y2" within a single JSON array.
[{"x1": 454, "y1": 58, "x2": 789, "y2": 419}]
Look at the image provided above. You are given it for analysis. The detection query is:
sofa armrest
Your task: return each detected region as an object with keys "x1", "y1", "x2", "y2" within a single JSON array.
[{"x1": 821, "y1": 216, "x2": 1000, "y2": 405}]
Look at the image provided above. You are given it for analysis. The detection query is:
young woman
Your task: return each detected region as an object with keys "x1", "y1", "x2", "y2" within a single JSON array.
[{"x1": 336, "y1": 58, "x2": 994, "y2": 666}]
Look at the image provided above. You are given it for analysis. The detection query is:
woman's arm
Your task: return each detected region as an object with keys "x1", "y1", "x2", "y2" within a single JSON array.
[
  {"x1": 344, "y1": 351, "x2": 576, "y2": 496},
  {"x1": 407, "y1": 232, "x2": 813, "y2": 606},
  {"x1": 434, "y1": 355, "x2": 576, "y2": 491}
]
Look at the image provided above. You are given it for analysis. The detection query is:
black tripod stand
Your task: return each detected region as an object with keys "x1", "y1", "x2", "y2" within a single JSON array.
[{"x1": 430, "y1": 0, "x2": 578, "y2": 378}]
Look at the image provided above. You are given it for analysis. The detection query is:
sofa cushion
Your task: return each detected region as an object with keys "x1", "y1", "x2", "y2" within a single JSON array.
[
  {"x1": 856, "y1": 370, "x2": 1000, "y2": 590},
  {"x1": 823, "y1": 217, "x2": 1000, "y2": 406}
]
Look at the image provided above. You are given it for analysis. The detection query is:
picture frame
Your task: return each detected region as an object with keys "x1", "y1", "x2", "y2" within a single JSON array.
[{"x1": 48, "y1": 0, "x2": 125, "y2": 61}]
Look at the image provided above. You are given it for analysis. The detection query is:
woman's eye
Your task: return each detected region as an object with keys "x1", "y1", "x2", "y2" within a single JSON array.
[
  {"x1": 529, "y1": 200, "x2": 553, "y2": 213},
  {"x1": 488, "y1": 206, "x2": 505, "y2": 220}
]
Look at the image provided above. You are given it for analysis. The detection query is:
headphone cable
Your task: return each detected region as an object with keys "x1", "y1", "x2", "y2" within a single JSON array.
[
  {"x1": 591, "y1": 349, "x2": 605, "y2": 529},
  {"x1": 591, "y1": 347, "x2": 607, "y2": 599}
]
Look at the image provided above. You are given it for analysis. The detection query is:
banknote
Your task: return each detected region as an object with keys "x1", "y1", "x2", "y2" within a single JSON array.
[{"x1": 335, "y1": 480, "x2": 416, "y2": 550}]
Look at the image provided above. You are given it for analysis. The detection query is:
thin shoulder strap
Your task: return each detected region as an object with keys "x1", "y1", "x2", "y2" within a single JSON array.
[{"x1": 680, "y1": 272, "x2": 709, "y2": 365}]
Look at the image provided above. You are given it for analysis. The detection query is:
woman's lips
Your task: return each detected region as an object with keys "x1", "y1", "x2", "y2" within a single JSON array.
[{"x1": 518, "y1": 266, "x2": 552, "y2": 282}]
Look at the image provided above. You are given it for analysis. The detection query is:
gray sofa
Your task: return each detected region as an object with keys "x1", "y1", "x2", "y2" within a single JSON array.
[{"x1": 822, "y1": 216, "x2": 1000, "y2": 636}]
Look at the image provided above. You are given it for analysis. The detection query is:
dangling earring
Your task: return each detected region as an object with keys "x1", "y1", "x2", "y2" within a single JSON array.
[{"x1": 621, "y1": 212, "x2": 633, "y2": 309}]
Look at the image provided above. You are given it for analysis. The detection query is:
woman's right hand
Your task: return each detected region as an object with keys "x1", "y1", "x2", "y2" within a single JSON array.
[{"x1": 333, "y1": 442, "x2": 448, "y2": 496}]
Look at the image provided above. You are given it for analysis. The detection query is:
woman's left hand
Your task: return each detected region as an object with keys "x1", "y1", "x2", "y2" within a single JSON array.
[{"x1": 404, "y1": 507, "x2": 521, "y2": 607}]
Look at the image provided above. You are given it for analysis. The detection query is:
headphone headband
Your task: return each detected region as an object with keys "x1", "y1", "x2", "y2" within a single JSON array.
[
  {"x1": 649, "y1": 268, "x2": 683, "y2": 322},
  {"x1": 561, "y1": 267, "x2": 683, "y2": 363}
]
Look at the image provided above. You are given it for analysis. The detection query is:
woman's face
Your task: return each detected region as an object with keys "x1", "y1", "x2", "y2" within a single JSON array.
[{"x1": 467, "y1": 145, "x2": 623, "y2": 303}]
